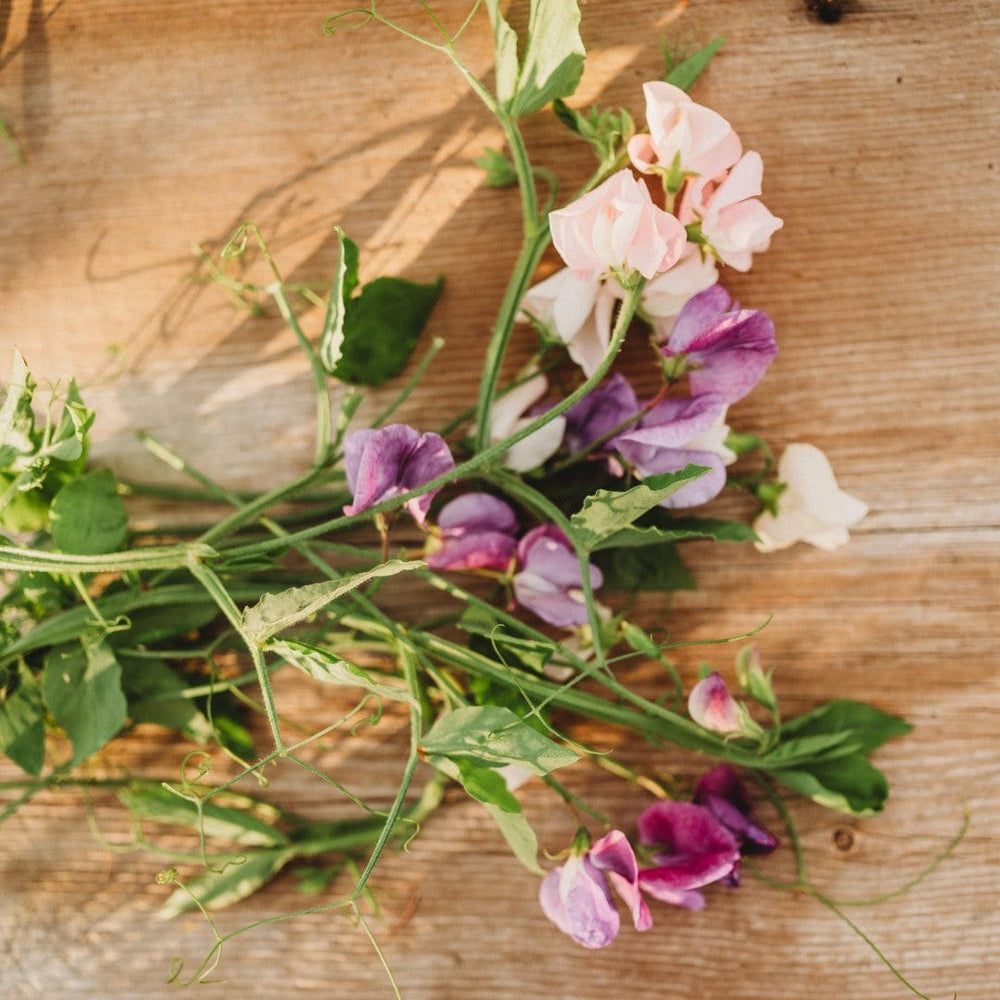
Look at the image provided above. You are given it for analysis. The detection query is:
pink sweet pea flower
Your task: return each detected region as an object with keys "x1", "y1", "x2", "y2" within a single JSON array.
[
  {"x1": 549, "y1": 169, "x2": 686, "y2": 282},
  {"x1": 636, "y1": 800, "x2": 741, "y2": 909},
  {"x1": 659, "y1": 283, "x2": 777, "y2": 403},
  {"x1": 687, "y1": 672, "x2": 742, "y2": 734},
  {"x1": 513, "y1": 524, "x2": 603, "y2": 627},
  {"x1": 693, "y1": 764, "x2": 778, "y2": 857},
  {"x1": 681, "y1": 151, "x2": 783, "y2": 272},
  {"x1": 539, "y1": 830, "x2": 652, "y2": 949},
  {"x1": 628, "y1": 81, "x2": 742, "y2": 183},
  {"x1": 424, "y1": 492, "x2": 519, "y2": 572},
  {"x1": 342, "y1": 424, "x2": 455, "y2": 525}
]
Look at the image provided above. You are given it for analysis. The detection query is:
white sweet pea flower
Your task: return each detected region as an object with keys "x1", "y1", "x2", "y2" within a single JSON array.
[
  {"x1": 490, "y1": 372, "x2": 565, "y2": 473},
  {"x1": 753, "y1": 443, "x2": 868, "y2": 553}
]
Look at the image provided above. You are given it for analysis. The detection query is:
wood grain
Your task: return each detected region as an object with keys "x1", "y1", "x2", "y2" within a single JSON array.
[{"x1": 1, "y1": 1, "x2": 998, "y2": 997}]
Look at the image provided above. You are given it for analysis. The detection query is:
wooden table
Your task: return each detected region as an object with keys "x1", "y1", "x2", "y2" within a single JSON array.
[{"x1": 1, "y1": 1, "x2": 997, "y2": 997}]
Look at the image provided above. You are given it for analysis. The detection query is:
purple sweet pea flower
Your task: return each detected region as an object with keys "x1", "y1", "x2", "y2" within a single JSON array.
[
  {"x1": 563, "y1": 373, "x2": 641, "y2": 456},
  {"x1": 343, "y1": 424, "x2": 455, "y2": 525},
  {"x1": 659, "y1": 284, "x2": 776, "y2": 403},
  {"x1": 425, "y1": 492, "x2": 519, "y2": 571},
  {"x1": 612, "y1": 394, "x2": 732, "y2": 508},
  {"x1": 693, "y1": 764, "x2": 778, "y2": 857},
  {"x1": 513, "y1": 525, "x2": 604, "y2": 628},
  {"x1": 539, "y1": 830, "x2": 652, "y2": 949},
  {"x1": 635, "y1": 800, "x2": 741, "y2": 909}
]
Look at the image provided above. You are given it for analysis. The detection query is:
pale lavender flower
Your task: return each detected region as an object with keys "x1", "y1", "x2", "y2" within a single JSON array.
[
  {"x1": 539, "y1": 830, "x2": 652, "y2": 949},
  {"x1": 342, "y1": 424, "x2": 454, "y2": 525},
  {"x1": 612, "y1": 394, "x2": 733, "y2": 508},
  {"x1": 513, "y1": 525, "x2": 603, "y2": 627},
  {"x1": 562, "y1": 373, "x2": 641, "y2": 456},
  {"x1": 636, "y1": 800, "x2": 741, "y2": 909},
  {"x1": 659, "y1": 284, "x2": 777, "y2": 403},
  {"x1": 425, "y1": 492, "x2": 518, "y2": 572},
  {"x1": 693, "y1": 764, "x2": 778, "y2": 857}
]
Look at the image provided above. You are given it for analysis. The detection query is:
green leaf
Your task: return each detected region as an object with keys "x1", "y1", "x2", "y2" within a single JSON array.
[
  {"x1": 242, "y1": 559, "x2": 422, "y2": 643},
  {"x1": 318, "y1": 228, "x2": 361, "y2": 375},
  {"x1": 159, "y1": 848, "x2": 295, "y2": 918},
  {"x1": 444, "y1": 756, "x2": 523, "y2": 814},
  {"x1": 269, "y1": 638, "x2": 416, "y2": 705},
  {"x1": 332, "y1": 275, "x2": 444, "y2": 387},
  {"x1": 763, "y1": 731, "x2": 862, "y2": 767},
  {"x1": 593, "y1": 540, "x2": 696, "y2": 592},
  {"x1": 484, "y1": 801, "x2": 542, "y2": 874},
  {"x1": 420, "y1": 705, "x2": 576, "y2": 776},
  {"x1": 0, "y1": 664, "x2": 45, "y2": 775},
  {"x1": 118, "y1": 656, "x2": 214, "y2": 743},
  {"x1": 568, "y1": 467, "x2": 709, "y2": 551},
  {"x1": 780, "y1": 699, "x2": 913, "y2": 754},
  {"x1": 120, "y1": 784, "x2": 288, "y2": 847},
  {"x1": 772, "y1": 754, "x2": 891, "y2": 816},
  {"x1": 49, "y1": 469, "x2": 127, "y2": 555},
  {"x1": 41, "y1": 640, "x2": 127, "y2": 765},
  {"x1": 664, "y1": 37, "x2": 725, "y2": 92},
  {"x1": 484, "y1": 0, "x2": 586, "y2": 118},
  {"x1": 474, "y1": 147, "x2": 518, "y2": 188}
]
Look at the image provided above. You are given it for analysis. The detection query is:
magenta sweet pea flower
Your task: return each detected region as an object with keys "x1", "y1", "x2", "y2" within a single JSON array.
[
  {"x1": 425, "y1": 492, "x2": 519, "y2": 572},
  {"x1": 342, "y1": 424, "x2": 455, "y2": 525},
  {"x1": 693, "y1": 764, "x2": 778, "y2": 856},
  {"x1": 539, "y1": 830, "x2": 652, "y2": 949},
  {"x1": 636, "y1": 800, "x2": 741, "y2": 909},
  {"x1": 513, "y1": 524, "x2": 603, "y2": 627},
  {"x1": 660, "y1": 284, "x2": 777, "y2": 403},
  {"x1": 612, "y1": 394, "x2": 733, "y2": 508}
]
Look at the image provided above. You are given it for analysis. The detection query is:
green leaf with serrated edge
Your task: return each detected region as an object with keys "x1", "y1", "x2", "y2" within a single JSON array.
[
  {"x1": 420, "y1": 705, "x2": 576, "y2": 776},
  {"x1": 779, "y1": 699, "x2": 913, "y2": 755},
  {"x1": 0, "y1": 665, "x2": 45, "y2": 775},
  {"x1": 593, "y1": 540, "x2": 696, "y2": 592},
  {"x1": 159, "y1": 848, "x2": 295, "y2": 919},
  {"x1": 318, "y1": 228, "x2": 360, "y2": 375},
  {"x1": 664, "y1": 37, "x2": 725, "y2": 93},
  {"x1": 332, "y1": 275, "x2": 443, "y2": 387},
  {"x1": 268, "y1": 638, "x2": 416, "y2": 705},
  {"x1": 485, "y1": 801, "x2": 543, "y2": 874},
  {"x1": 569, "y1": 466, "x2": 709, "y2": 551},
  {"x1": 242, "y1": 559, "x2": 422, "y2": 643},
  {"x1": 772, "y1": 755, "x2": 890, "y2": 816},
  {"x1": 120, "y1": 784, "x2": 288, "y2": 847},
  {"x1": 589, "y1": 517, "x2": 756, "y2": 552},
  {"x1": 41, "y1": 640, "x2": 127, "y2": 766},
  {"x1": 49, "y1": 469, "x2": 127, "y2": 555}
]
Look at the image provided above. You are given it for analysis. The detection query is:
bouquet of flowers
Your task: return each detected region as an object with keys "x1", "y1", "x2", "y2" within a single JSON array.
[{"x1": 0, "y1": 2, "x2": 954, "y2": 994}]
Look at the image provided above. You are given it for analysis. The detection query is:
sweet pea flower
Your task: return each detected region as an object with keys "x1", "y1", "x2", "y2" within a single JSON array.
[
  {"x1": 424, "y1": 492, "x2": 518, "y2": 572},
  {"x1": 513, "y1": 524, "x2": 603, "y2": 627},
  {"x1": 636, "y1": 800, "x2": 741, "y2": 910},
  {"x1": 658, "y1": 284, "x2": 777, "y2": 403},
  {"x1": 693, "y1": 765, "x2": 778, "y2": 857},
  {"x1": 549, "y1": 169, "x2": 686, "y2": 282},
  {"x1": 562, "y1": 373, "x2": 641, "y2": 457},
  {"x1": 342, "y1": 424, "x2": 454, "y2": 525},
  {"x1": 681, "y1": 151, "x2": 783, "y2": 272},
  {"x1": 640, "y1": 250, "x2": 720, "y2": 326},
  {"x1": 539, "y1": 830, "x2": 652, "y2": 949},
  {"x1": 687, "y1": 672, "x2": 742, "y2": 734},
  {"x1": 612, "y1": 394, "x2": 734, "y2": 508},
  {"x1": 627, "y1": 81, "x2": 742, "y2": 184},
  {"x1": 490, "y1": 372, "x2": 566, "y2": 473},
  {"x1": 752, "y1": 443, "x2": 869, "y2": 552},
  {"x1": 517, "y1": 268, "x2": 622, "y2": 378}
]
